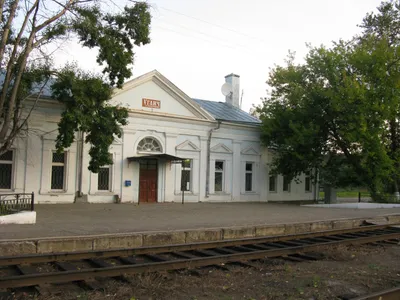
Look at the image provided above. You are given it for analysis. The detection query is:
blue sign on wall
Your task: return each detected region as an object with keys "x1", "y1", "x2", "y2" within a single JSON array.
[{"x1": 125, "y1": 180, "x2": 131, "y2": 187}]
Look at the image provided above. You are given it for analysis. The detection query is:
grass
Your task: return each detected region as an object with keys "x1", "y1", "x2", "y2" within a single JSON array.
[{"x1": 319, "y1": 189, "x2": 370, "y2": 199}]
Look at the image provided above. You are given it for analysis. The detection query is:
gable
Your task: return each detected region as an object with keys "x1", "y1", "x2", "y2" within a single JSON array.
[
  {"x1": 176, "y1": 140, "x2": 200, "y2": 152},
  {"x1": 111, "y1": 71, "x2": 214, "y2": 120},
  {"x1": 241, "y1": 146, "x2": 259, "y2": 155},
  {"x1": 211, "y1": 143, "x2": 232, "y2": 154}
]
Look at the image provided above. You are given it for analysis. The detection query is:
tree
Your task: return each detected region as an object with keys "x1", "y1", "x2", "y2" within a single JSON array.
[
  {"x1": 0, "y1": 0, "x2": 151, "y2": 172},
  {"x1": 255, "y1": 1, "x2": 400, "y2": 200}
]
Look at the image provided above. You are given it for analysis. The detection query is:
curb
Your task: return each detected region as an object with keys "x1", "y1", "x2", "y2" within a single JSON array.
[{"x1": 1, "y1": 214, "x2": 400, "y2": 256}]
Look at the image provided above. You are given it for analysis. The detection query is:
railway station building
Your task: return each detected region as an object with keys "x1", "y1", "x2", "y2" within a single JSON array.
[{"x1": 0, "y1": 70, "x2": 316, "y2": 204}]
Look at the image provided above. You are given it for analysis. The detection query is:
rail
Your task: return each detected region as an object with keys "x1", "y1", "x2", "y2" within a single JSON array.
[
  {"x1": 0, "y1": 224, "x2": 399, "y2": 289},
  {"x1": 0, "y1": 192, "x2": 34, "y2": 216}
]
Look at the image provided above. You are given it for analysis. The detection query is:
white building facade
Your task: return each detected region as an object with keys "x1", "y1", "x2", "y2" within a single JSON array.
[{"x1": 0, "y1": 70, "x2": 316, "y2": 204}]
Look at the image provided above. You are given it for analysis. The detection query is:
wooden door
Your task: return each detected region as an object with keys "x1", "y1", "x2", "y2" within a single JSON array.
[{"x1": 139, "y1": 160, "x2": 158, "y2": 203}]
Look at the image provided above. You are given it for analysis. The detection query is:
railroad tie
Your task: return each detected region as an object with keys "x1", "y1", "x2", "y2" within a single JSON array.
[
  {"x1": 1, "y1": 224, "x2": 400, "y2": 291},
  {"x1": 87, "y1": 259, "x2": 132, "y2": 283},
  {"x1": 55, "y1": 261, "x2": 103, "y2": 290},
  {"x1": 15, "y1": 264, "x2": 53, "y2": 296}
]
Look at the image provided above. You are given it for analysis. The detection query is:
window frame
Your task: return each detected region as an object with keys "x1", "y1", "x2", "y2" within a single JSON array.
[
  {"x1": 245, "y1": 162, "x2": 253, "y2": 192},
  {"x1": 51, "y1": 151, "x2": 67, "y2": 191},
  {"x1": 268, "y1": 175, "x2": 277, "y2": 192},
  {"x1": 305, "y1": 171, "x2": 312, "y2": 192},
  {"x1": 283, "y1": 176, "x2": 291, "y2": 192},
  {"x1": 181, "y1": 159, "x2": 192, "y2": 192},
  {"x1": 214, "y1": 160, "x2": 225, "y2": 192},
  {"x1": 95, "y1": 153, "x2": 114, "y2": 193},
  {"x1": 137, "y1": 137, "x2": 162, "y2": 153},
  {"x1": 0, "y1": 150, "x2": 14, "y2": 190},
  {"x1": 97, "y1": 166, "x2": 112, "y2": 191}
]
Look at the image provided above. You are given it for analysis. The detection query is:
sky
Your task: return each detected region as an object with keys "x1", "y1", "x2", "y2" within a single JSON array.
[{"x1": 53, "y1": 0, "x2": 383, "y2": 113}]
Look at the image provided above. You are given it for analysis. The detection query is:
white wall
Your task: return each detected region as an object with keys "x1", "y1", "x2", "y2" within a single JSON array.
[
  {"x1": 0, "y1": 211, "x2": 36, "y2": 224},
  {"x1": 7, "y1": 76, "x2": 315, "y2": 204},
  {"x1": 262, "y1": 149, "x2": 315, "y2": 202}
]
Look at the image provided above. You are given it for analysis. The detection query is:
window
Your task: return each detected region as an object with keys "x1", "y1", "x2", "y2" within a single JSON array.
[
  {"x1": 305, "y1": 171, "x2": 311, "y2": 192},
  {"x1": 181, "y1": 159, "x2": 192, "y2": 191},
  {"x1": 214, "y1": 161, "x2": 224, "y2": 192},
  {"x1": 0, "y1": 150, "x2": 13, "y2": 189},
  {"x1": 283, "y1": 176, "x2": 291, "y2": 192},
  {"x1": 51, "y1": 152, "x2": 66, "y2": 190},
  {"x1": 98, "y1": 167, "x2": 111, "y2": 191},
  {"x1": 97, "y1": 154, "x2": 113, "y2": 191},
  {"x1": 269, "y1": 175, "x2": 277, "y2": 192},
  {"x1": 137, "y1": 137, "x2": 162, "y2": 153},
  {"x1": 245, "y1": 162, "x2": 253, "y2": 192}
]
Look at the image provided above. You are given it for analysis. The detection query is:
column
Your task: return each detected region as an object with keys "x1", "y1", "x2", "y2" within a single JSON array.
[
  {"x1": 232, "y1": 140, "x2": 242, "y2": 201},
  {"x1": 199, "y1": 136, "x2": 208, "y2": 201},
  {"x1": 164, "y1": 133, "x2": 177, "y2": 202}
]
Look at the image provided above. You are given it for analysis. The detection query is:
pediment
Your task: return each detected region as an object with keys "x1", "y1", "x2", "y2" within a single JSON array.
[
  {"x1": 111, "y1": 70, "x2": 214, "y2": 121},
  {"x1": 112, "y1": 137, "x2": 123, "y2": 145},
  {"x1": 210, "y1": 143, "x2": 232, "y2": 153},
  {"x1": 241, "y1": 146, "x2": 259, "y2": 155},
  {"x1": 176, "y1": 140, "x2": 200, "y2": 152}
]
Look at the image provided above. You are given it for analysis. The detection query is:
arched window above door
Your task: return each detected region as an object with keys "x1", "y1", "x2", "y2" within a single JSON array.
[{"x1": 137, "y1": 137, "x2": 162, "y2": 153}]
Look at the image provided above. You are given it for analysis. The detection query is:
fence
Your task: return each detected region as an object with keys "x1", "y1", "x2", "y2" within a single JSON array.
[{"x1": 0, "y1": 192, "x2": 34, "y2": 216}]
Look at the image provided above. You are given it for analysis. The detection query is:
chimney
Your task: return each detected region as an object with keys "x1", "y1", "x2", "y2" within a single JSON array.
[{"x1": 225, "y1": 73, "x2": 240, "y2": 108}]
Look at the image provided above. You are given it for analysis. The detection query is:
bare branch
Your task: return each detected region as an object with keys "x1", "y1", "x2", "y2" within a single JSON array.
[
  {"x1": 0, "y1": 1, "x2": 40, "y2": 141},
  {"x1": 0, "y1": 0, "x2": 39, "y2": 117},
  {"x1": 0, "y1": 0, "x2": 20, "y2": 66},
  {"x1": 0, "y1": 0, "x2": 5, "y2": 24},
  {"x1": 35, "y1": 0, "x2": 76, "y2": 32}
]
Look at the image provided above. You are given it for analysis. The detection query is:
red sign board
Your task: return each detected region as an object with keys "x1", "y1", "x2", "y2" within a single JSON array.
[{"x1": 142, "y1": 98, "x2": 161, "y2": 109}]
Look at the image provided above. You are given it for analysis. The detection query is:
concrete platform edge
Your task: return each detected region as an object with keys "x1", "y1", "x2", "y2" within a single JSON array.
[{"x1": 1, "y1": 214, "x2": 400, "y2": 256}]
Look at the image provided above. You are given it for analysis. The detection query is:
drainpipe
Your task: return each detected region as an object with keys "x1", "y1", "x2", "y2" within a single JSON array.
[
  {"x1": 22, "y1": 123, "x2": 30, "y2": 193},
  {"x1": 77, "y1": 131, "x2": 84, "y2": 197},
  {"x1": 205, "y1": 121, "x2": 221, "y2": 198}
]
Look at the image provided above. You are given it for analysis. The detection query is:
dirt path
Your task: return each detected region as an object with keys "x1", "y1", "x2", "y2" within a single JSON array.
[{"x1": 6, "y1": 244, "x2": 400, "y2": 300}]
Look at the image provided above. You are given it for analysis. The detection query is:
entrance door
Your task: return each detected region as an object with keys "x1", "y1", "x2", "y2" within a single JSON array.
[{"x1": 139, "y1": 160, "x2": 158, "y2": 203}]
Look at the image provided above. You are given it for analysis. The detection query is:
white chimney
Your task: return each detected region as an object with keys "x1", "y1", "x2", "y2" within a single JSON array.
[{"x1": 225, "y1": 73, "x2": 240, "y2": 108}]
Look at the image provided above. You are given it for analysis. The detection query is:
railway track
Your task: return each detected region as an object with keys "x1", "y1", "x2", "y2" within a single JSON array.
[
  {"x1": 351, "y1": 286, "x2": 400, "y2": 300},
  {"x1": 0, "y1": 224, "x2": 399, "y2": 293}
]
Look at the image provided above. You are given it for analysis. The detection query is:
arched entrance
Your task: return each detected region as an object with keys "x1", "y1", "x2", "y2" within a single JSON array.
[{"x1": 137, "y1": 137, "x2": 162, "y2": 203}]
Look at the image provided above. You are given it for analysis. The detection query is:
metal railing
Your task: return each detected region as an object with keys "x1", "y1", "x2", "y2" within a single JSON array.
[{"x1": 0, "y1": 192, "x2": 34, "y2": 216}]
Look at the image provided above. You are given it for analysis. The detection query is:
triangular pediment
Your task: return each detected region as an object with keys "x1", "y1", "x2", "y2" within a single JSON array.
[
  {"x1": 111, "y1": 70, "x2": 214, "y2": 121},
  {"x1": 211, "y1": 143, "x2": 232, "y2": 153},
  {"x1": 112, "y1": 137, "x2": 123, "y2": 145},
  {"x1": 241, "y1": 146, "x2": 259, "y2": 155},
  {"x1": 176, "y1": 140, "x2": 200, "y2": 152}
]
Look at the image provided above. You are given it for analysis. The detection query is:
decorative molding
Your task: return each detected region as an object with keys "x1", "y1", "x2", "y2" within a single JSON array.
[
  {"x1": 241, "y1": 146, "x2": 259, "y2": 155},
  {"x1": 176, "y1": 140, "x2": 200, "y2": 152},
  {"x1": 122, "y1": 128, "x2": 136, "y2": 134},
  {"x1": 210, "y1": 143, "x2": 233, "y2": 154},
  {"x1": 112, "y1": 137, "x2": 123, "y2": 145},
  {"x1": 165, "y1": 133, "x2": 178, "y2": 138}
]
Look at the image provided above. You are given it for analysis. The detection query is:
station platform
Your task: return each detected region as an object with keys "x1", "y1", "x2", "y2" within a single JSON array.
[{"x1": 1, "y1": 202, "x2": 400, "y2": 256}]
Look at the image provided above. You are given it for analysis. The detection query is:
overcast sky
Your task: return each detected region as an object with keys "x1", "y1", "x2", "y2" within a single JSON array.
[{"x1": 54, "y1": 0, "x2": 383, "y2": 113}]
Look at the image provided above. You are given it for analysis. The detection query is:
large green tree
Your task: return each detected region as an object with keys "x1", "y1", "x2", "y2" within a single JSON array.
[
  {"x1": 0, "y1": 0, "x2": 151, "y2": 172},
  {"x1": 255, "y1": 1, "x2": 400, "y2": 200}
]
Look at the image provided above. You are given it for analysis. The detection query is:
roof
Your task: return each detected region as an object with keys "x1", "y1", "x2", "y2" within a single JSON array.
[
  {"x1": 0, "y1": 70, "x2": 260, "y2": 125},
  {"x1": 192, "y1": 98, "x2": 261, "y2": 125},
  {"x1": 0, "y1": 71, "x2": 54, "y2": 98}
]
